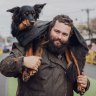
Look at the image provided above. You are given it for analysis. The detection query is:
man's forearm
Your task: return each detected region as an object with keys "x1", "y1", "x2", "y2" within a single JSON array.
[{"x1": 0, "y1": 50, "x2": 24, "y2": 77}]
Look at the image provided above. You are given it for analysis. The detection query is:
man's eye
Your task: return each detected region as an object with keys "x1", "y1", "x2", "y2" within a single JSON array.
[
  {"x1": 62, "y1": 33, "x2": 68, "y2": 36},
  {"x1": 55, "y1": 30, "x2": 60, "y2": 33}
]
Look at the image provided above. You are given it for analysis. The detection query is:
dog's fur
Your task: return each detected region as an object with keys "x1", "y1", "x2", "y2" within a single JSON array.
[
  {"x1": 7, "y1": 3, "x2": 46, "y2": 37},
  {"x1": 7, "y1": 3, "x2": 46, "y2": 82}
]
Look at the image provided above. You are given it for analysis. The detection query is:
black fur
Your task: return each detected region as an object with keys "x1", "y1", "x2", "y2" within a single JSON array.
[{"x1": 7, "y1": 3, "x2": 46, "y2": 37}]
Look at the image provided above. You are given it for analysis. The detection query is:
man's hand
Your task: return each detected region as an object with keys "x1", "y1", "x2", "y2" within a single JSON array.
[
  {"x1": 77, "y1": 72, "x2": 88, "y2": 91},
  {"x1": 23, "y1": 56, "x2": 42, "y2": 71}
]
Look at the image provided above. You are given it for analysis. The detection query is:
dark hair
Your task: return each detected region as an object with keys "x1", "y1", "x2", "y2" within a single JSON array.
[
  {"x1": 49, "y1": 15, "x2": 73, "y2": 32},
  {"x1": 40, "y1": 15, "x2": 74, "y2": 46}
]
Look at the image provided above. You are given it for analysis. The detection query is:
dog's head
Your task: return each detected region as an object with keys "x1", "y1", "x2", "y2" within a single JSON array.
[{"x1": 7, "y1": 3, "x2": 46, "y2": 36}]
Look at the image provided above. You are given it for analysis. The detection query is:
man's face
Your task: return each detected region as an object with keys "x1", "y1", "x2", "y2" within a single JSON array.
[{"x1": 49, "y1": 20, "x2": 71, "y2": 48}]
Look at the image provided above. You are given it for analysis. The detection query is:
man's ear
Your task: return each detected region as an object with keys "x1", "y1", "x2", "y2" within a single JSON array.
[
  {"x1": 7, "y1": 7, "x2": 20, "y2": 13},
  {"x1": 34, "y1": 3, "x2": 46, "y2": 18}
]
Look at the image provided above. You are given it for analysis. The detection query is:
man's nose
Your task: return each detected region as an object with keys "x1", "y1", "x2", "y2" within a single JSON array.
[{"x1": 58, "y1": 34, "x2": 62, "y2": 39}]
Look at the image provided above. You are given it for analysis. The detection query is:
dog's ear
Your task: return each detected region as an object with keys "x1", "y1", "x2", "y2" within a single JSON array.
[
  {"x1": 34, "y1": 3, "x2": 46, "y2": 14},
  {"x1": 7, "y1": 7, "x2": 20, "y2": 13}
]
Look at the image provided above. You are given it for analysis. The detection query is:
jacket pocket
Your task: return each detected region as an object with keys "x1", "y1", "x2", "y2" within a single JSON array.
[{"x1": 37, "y1": 62, "x2": 56, "y2": 80}]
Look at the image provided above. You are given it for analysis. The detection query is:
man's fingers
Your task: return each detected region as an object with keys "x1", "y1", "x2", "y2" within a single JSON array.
[
  {"x1": 38, "y1": 57, "x2": 42, "y2": 61},
  {"x1": 77, "y1": 74, "x2": 88, "y2": 89},
  {"x1": 78, "y1": 75, "x2": 86, "y2": 78},
  {"x1": 77, "y1": 77, "x2": 86, "y2": 81},
  {"x1": 77, "y1": 80, "x2": 87, "y2": 85},
  {"x1": 77, "y1": 78, "x2": 87, "y2": 84},
  {"x1": 80, "y1": 84, "x2": 87, "y2": 88},
  {"x1": 82, "y1": 72, "x2": 85, "y2": 75},
  {"x1": 78, "y1": 76, "x2": 87, "y2": 82},
  {"x1": 23, "y1": 56, "x2": 42, "y2": 69},
  {"x1": 38, "y1": 60, "x2": 41, "y2": 66},
  {"x1": 33, "y1": 66, "x2": 38, "y2": 71},
  {"x1": 32, "y1": 70, "x2": 38, "y2": 74}
]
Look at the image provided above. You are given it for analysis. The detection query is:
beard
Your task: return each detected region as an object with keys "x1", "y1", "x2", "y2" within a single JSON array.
[{"x1": 46, "y1": 39, "x2": 69, "y2": 56}]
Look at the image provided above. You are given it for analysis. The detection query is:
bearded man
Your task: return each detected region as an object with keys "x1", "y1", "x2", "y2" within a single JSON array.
[{"x1": 0, "y1": 15, "x2": 90, "y2": 96}]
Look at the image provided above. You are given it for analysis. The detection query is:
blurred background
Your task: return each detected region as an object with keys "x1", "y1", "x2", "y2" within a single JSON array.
[{"x1": 0, "y1": 0, "x2": 96, "y2": 96}]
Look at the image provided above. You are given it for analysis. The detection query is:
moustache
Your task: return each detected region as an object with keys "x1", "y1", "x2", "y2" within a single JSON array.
[{"x1": 53, "y1": 38, "x2": 64, "y2": 44}]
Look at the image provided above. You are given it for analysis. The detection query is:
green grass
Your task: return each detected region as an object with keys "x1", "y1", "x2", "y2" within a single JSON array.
[
  {"x1": 8, "y1": 77, "x2": 96, "y2": 96},
  {"x1": 74, "y1": 78, "x2": 96, "y2": 96},
  {"x1": 8, "y1": 78, "x2": 17, "y2": 96}
]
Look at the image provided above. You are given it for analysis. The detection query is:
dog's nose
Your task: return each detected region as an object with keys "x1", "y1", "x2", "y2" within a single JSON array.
[{"x1": 30, "y1": 21, "x2": 35, "y2": 25}]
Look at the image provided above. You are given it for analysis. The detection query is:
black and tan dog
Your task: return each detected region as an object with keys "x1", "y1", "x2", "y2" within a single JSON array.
[
  {"x1": 7, "y1": 3, "x2": 47, "y2": 81},
  {"x1": 7, "y1": 3, "x2": 46, "y2": 37}
]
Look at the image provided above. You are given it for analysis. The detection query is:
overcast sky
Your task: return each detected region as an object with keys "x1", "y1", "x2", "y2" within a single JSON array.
[{"x1": 0, "y1": 0, "x2": 96, "y2": 37}]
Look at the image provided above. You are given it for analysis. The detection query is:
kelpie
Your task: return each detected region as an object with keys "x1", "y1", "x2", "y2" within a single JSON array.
[{"x1": 7, "y1": 3, "x2": 46, "y2": 37}]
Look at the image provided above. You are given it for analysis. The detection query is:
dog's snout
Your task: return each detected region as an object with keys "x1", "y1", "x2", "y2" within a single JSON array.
[{"x1": 30, "y1": 20, "x2": 35, "y2": 25}]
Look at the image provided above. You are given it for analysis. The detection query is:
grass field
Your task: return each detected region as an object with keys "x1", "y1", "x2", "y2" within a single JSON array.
[{"x1": 8, "y1": 77, "x2": 96, "y2": 96}]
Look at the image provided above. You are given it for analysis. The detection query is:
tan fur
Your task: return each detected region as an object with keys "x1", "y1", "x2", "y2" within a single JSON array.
[
  {"x1": 70, "y1": 50, "x2": 85, "y2": 95},
  {"x1": 22, "y1": 41, "x2": 44, "y2": 81},
  {"x1": 65, "y1": 50, "x2": 72, "y2": 68},
  {"x1": 19, "y1": 19, "x2": 30, "y2": 30},
  {"x1": 65, "y1": 50, "x2": 85, "y2": 95}
]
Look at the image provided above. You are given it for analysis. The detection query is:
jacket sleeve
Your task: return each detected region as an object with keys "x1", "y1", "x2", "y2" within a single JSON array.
[{"x1": 0, "y1": 45, "x2": 24, "y2": 78}]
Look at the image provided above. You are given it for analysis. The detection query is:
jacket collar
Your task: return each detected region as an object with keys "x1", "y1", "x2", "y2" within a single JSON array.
[{"x1": 46, "y1": 49, "x2": 67, "y2": 69}]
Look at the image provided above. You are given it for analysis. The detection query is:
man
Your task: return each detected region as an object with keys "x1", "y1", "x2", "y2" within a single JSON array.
[{"x1": 0, "y1": 15, "x2": 90, "y2": 96}]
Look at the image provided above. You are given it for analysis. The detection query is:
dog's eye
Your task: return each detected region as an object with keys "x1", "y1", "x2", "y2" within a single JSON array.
[
  {"x1": 24, "y1": 12, "x2": 29, "y2": 16},
  {"x1": 31, "y1": 12, "x2": 35, "y2": 15}
]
